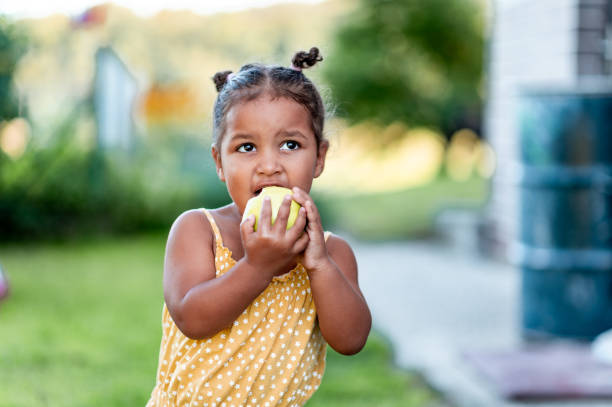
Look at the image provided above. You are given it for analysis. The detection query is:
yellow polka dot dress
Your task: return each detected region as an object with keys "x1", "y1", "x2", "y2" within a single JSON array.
[{"x1": 147, "y1": 209, "x2": 327, "y2": 407}]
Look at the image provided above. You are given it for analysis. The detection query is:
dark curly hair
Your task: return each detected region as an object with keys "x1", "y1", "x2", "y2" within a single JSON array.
[{"x1": 211, "y1": 47, "x2": 325, "y2": 149}]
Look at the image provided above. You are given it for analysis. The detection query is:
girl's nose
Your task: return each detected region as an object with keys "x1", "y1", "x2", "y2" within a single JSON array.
[{"x1": 256, "y1": 149, "x2": 282, "y2": 175}]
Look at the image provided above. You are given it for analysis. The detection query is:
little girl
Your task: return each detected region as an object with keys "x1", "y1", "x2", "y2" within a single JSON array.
[{"x1": 147, "y1": 47, "x2": 371, "y2": 407}]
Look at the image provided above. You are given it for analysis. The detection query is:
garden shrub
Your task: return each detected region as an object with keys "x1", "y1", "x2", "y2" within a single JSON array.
[{"x1": 0, "y1": 130, "x2": 230, "y2": 241}]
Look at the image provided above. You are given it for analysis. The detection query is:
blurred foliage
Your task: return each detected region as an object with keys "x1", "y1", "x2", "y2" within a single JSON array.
[
  {"x1": 0, "y1": 107, "x2": 490, "y2": 241},
  {"x1": 317, "y1": 176, "x2": 488, "y2": 241},
  {"x1": 14, "y1": 1, "x2": 351, "y2": 133},
  {"x1": 0, "y1": 114, "x2": 230, "y2": 241},
  {"x1": 0, "y1": 2, "x2": 491, "y2": 241},
  {"x1": 0, "y1": 16, "x2": 28, "y2": 121},
  {"x1": 324, "y1": 0, "x2": 485, "y2": 137},
  {"x1": 316, "y1": 121, "x2": 447, "y2": 193}
]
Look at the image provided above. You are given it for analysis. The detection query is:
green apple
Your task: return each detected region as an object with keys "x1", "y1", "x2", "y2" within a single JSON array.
[{"x1": 242, "y1": 186, "x2": 301, "y2": 231}]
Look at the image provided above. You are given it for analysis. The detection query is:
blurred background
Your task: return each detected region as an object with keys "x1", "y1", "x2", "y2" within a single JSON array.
[
  {"x1": 0, "y1": 0, "x2": 491, "y2": 242},
  {"x1": 1, "y1": 0, "x2": 611, "y2": 406}
]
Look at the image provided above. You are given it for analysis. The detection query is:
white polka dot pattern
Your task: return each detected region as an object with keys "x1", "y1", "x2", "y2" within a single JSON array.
[{"x1": 146, "y1": 209, "x2": 327, "y2": 407}]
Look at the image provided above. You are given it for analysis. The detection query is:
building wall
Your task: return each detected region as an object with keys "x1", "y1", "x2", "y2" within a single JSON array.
[
  {"x1": 577, "y1": 0, "x2": 610, "y2": 74},
  {"x1": 483, "y1": 0, "x2": 610, "y2": 259}
]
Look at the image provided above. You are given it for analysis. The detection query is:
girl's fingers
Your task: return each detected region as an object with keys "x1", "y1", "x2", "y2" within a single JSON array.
[
  {"x1": 240, "y1": 214, "x2": 256, "y2": 241},
  {"x1": 292, "y1": 187, "x2": 320, "y2": 221},
  {"x1": 291, "y1": 187, "x2": 324, "y2": 235},
  {"x1": 293, "y1": 229, "x2": 310, "y2": 254},
  {"x1": 304, "y1": 200, "x2": 323, "y2": 235},
  {"x1": 259, "y1": 196, "x2": 273, "y2": 233},
  {"x1": 273, "y1": 195, "x2": 292, "y2": 232},
  {"x1": 287, "y1": 207, "x2": 307, "y2": 240},
  {"x1": 290, "y1": 187, "x2": 310, "y2": 207}
]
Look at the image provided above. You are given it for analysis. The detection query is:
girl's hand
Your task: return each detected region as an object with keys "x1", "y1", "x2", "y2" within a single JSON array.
[
  {"x1": 240, "y1": 194, "x2": 309, "y2": 279},
  {"x1": 290, "y1": 187, "x2": 332, "y2": 272}
]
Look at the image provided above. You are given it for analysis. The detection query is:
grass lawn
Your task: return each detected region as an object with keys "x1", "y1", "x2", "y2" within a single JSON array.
[
  {"x1": 0, "y1": 233, "x2": 444, "y2": 407},
  {"x1": 317, "y1": 176, "x2": 488, "y2": 241}
]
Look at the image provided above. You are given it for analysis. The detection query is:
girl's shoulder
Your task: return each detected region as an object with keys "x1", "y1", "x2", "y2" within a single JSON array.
[
  {"x1": 324, "y1": 232, "x2": 360, "y2": 280},
  {"x1": 167, "y1": 205, "x2": 241, "y2": 252},
  {"x1": 170, "y1": 205, "x2": 237, "y2": 234},
  {"x1": 325, "y1": 233, "x2": 356, "y2": 260},
  {"x1": 325, "y1": 232, "x2": 356, "y2": 264},
  {"x1": 206, "y1": 205, "x2": 241, "y2": 229},
  {"x1": 167, "y1": 208, "x2": 216, "y2": 251}
]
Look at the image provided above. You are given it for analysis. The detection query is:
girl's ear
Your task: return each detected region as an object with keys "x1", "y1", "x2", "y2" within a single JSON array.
[
  {"x1": 314, "y1": 140, "x2": 329, "y2": 178},
  {"x1": 211, "y1": 146, "x2": 225, "y2": 182}
]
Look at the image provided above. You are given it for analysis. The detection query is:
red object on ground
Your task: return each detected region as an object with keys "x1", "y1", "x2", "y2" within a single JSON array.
[
  {"x1": 464, "y1": 344, "x2": 612, "y2": 400},
  {"x1": 0, "y1": 268, "x2": 9, "y2": 301}
]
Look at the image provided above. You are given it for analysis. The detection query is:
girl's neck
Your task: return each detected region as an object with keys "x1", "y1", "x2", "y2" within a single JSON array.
[
  {"x1": 220, "y1": 202, "x2": 241, "y2": 223},
  {"x1": 211, "y1": 203, "x2": 244, "y2": 258}
]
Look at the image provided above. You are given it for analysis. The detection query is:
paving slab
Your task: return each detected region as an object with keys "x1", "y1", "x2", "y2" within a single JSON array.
[{"x1": 351, "y1": 237, "x2": 612, "y2": 407}]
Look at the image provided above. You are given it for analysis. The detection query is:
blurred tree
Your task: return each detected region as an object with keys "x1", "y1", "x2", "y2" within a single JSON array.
[
  {"x1": 325, "y1": 0, "x2": 485, "y2": 139},
  {"x1": 0, "y1": 17, "x2": 28, "y2": 121}
]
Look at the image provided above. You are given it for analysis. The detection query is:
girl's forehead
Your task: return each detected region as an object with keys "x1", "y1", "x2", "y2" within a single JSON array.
[
  {"x1": 225, "y1": 95, "x2": 312, "y2": 132},
  {"x1": 230, "y1": 94, "x2": 306, "y2": 114}
]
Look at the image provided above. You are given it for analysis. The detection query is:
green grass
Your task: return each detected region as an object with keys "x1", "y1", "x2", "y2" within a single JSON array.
[
  {"x1": 0, "y1": 234, "x2": 443, "y2": 407},
  {"x1": 317, "y1": 176, "x2": 488, "y2": 241},
  {"x1": 0, "y1": 234, "x2": 166, "y2": 406},
  {"x1": 308, "y1": 333, "x2": 441, "y2": 407}
]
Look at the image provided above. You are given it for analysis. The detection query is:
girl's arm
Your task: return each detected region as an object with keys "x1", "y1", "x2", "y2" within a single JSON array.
[
  {"x1": 163, "y1": 210, "x2": 268, "y2": 339},
  {"x1": 164, "y1": 200, "x2": 308, "y2": 339},
  {"x1": 308, "y1": 235, "x2": 372, "y2": 355},
  {"x1": 291, "y1": 188, "x2": 372, "y2": 355}
]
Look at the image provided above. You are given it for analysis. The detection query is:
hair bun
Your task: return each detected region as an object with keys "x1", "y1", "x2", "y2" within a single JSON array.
[
  {"x1": 291, "y1": 47, "x2": 323, "y2": 70},
  {"x1": 213, "y1": 70, "x2": 233, "y2": 92}
]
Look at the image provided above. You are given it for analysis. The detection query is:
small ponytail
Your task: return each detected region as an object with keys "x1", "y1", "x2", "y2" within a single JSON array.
[
  {"x1": 291, "y1": 47, "x2": 323, "y2": 70},
  {"x1": 212, "y1": 70, "x2": 233, "y2": 92}
]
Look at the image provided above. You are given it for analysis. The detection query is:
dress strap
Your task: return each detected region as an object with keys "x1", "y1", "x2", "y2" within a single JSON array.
[
  {"x1": 200, "y1": 208, "x2": 224, "y2": 248},
  {"x1": 324, "y1": 231, "x2": 332, "y2": 242}
]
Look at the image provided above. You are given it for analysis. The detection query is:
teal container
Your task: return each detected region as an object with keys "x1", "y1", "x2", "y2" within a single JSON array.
[{"x1": 518, "y1": 88, "x2": 612, "y2": 340}]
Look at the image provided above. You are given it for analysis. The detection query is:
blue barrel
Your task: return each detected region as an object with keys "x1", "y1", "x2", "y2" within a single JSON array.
[{"x1": 518, "y1": 88, "x2": 612, "y2": 340}]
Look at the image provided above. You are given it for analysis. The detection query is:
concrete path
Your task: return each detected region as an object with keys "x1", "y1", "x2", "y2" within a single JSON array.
[{"x1": 352, "y1": 237, "x2": 612, "y2": 407}]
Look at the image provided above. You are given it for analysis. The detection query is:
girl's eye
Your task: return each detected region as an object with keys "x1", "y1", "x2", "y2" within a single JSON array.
[
  {"x1": 237, "y1": 143, "x2": 255, "y2": 153},
  {"x1": 280, "y1": 140, "x2": 299, "y2": 151}
]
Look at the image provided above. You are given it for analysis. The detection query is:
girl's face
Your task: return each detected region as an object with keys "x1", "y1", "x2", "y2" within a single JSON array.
[{"x1": 212, "y1": 95, "x2": 328, "y2": 215}]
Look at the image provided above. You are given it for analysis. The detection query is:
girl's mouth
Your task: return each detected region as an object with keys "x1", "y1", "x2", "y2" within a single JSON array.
[{"x1": 253, "y1": 184, "x2": 285, "y2": 196}]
